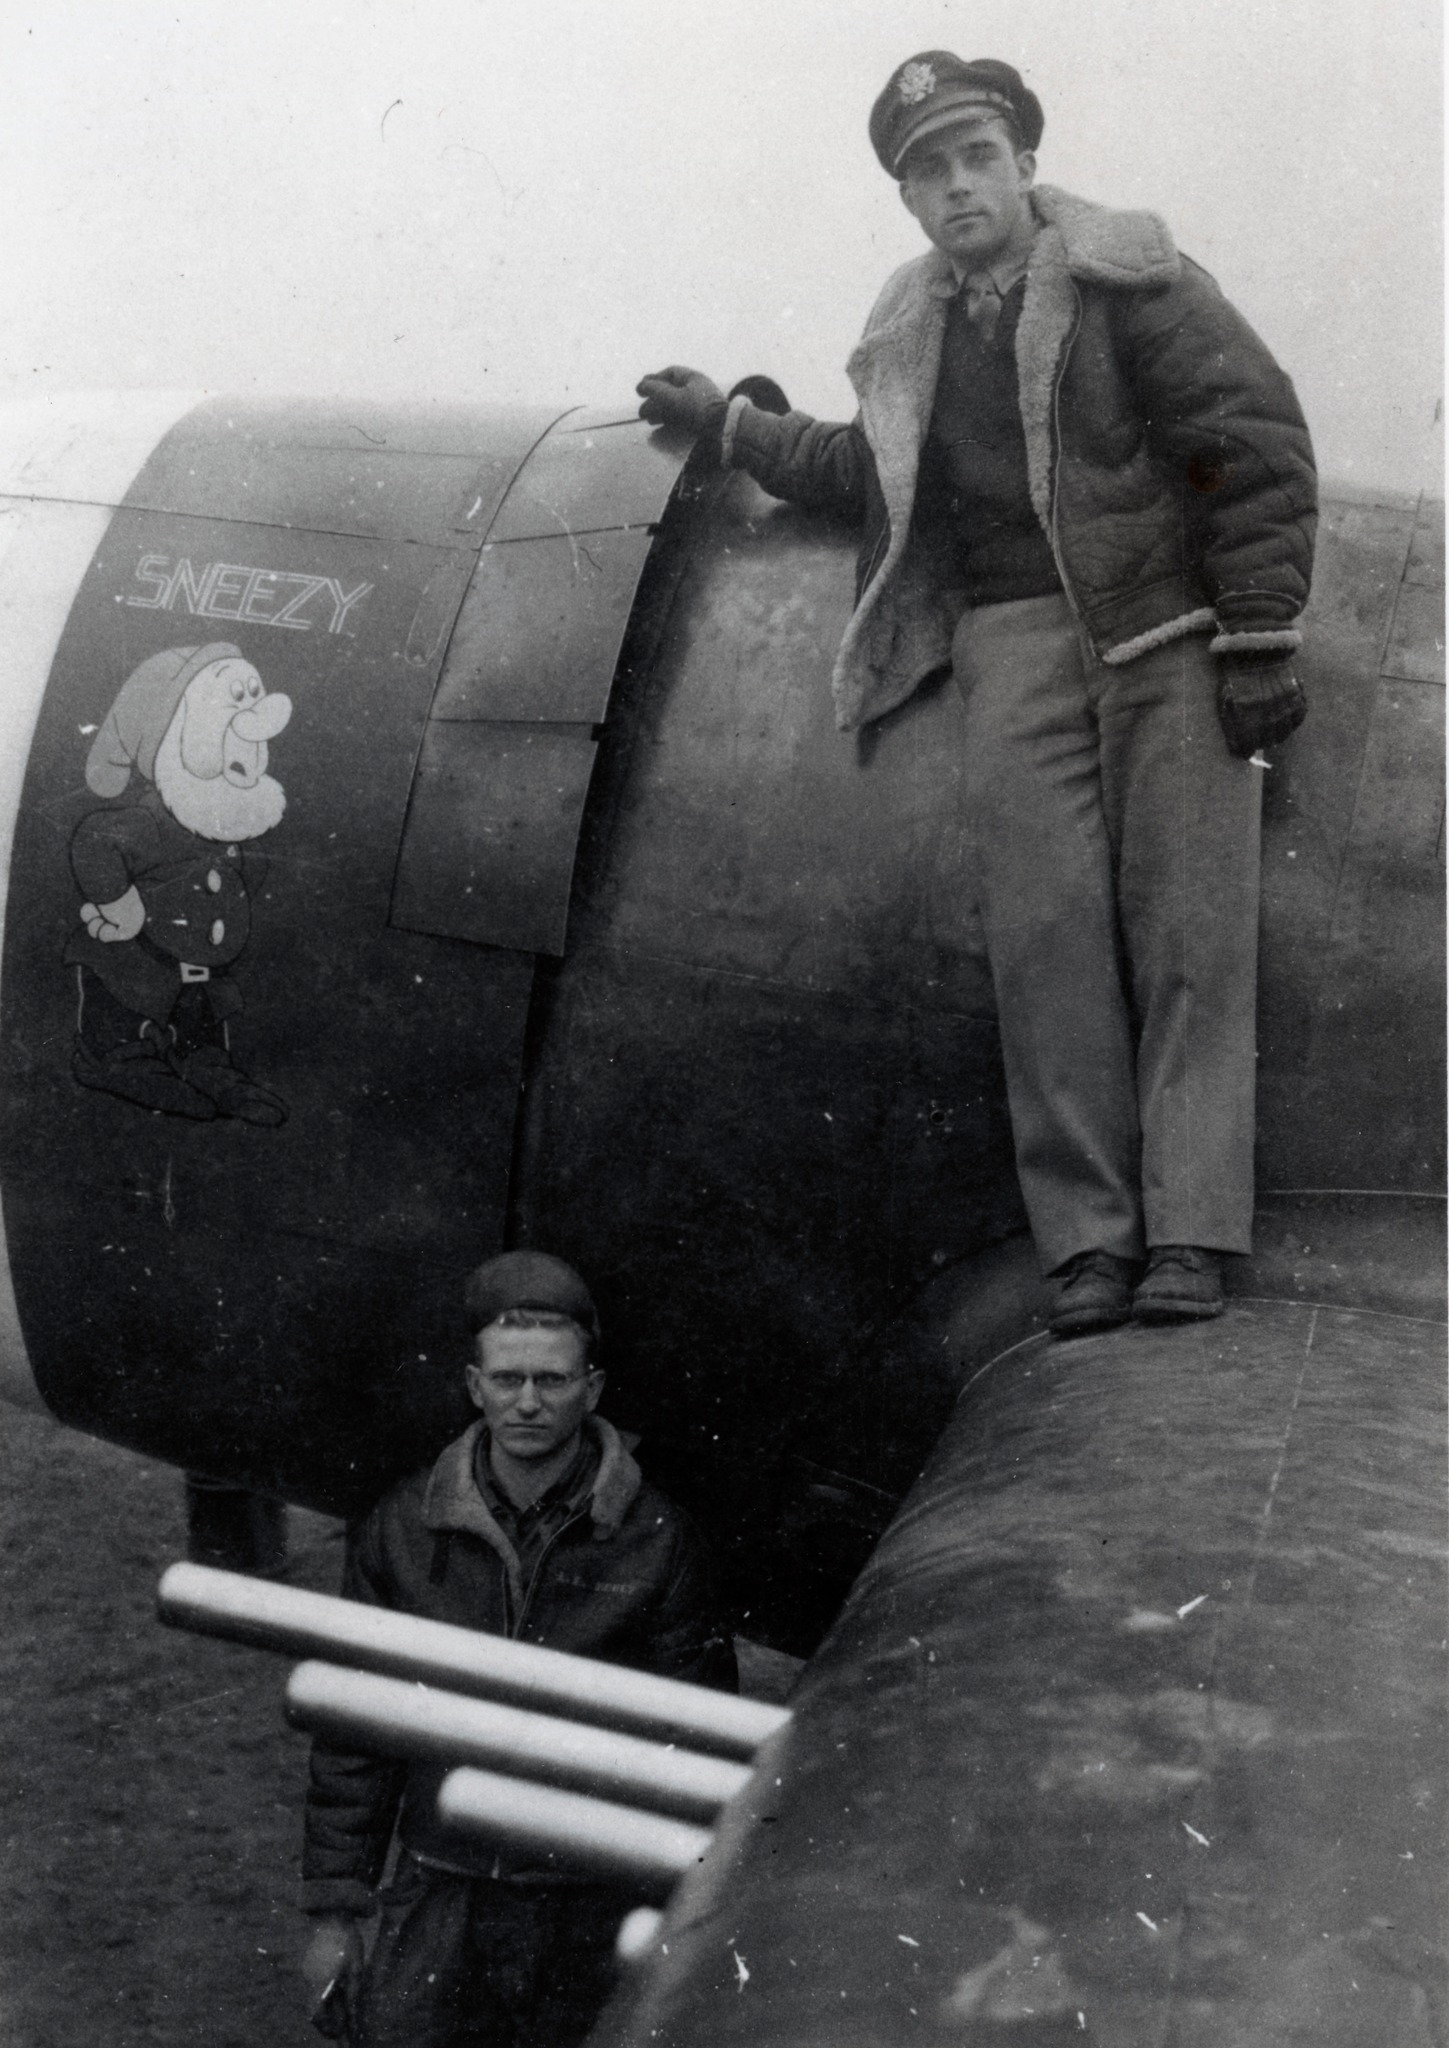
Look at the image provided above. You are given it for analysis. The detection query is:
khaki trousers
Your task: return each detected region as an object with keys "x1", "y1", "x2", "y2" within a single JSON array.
[{"x1": 952, "y1": 593, "x2": 1262, "y2": 1272}]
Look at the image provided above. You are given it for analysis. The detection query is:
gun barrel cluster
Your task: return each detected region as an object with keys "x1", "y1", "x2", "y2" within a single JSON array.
[{"x1": 158, "y1": 1560, "x2": 784, "y2": 1895}]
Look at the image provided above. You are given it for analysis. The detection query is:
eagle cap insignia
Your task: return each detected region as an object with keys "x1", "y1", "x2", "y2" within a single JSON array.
[{"x1": 898, "y1": 61, "x2": 937, "y2": 104}]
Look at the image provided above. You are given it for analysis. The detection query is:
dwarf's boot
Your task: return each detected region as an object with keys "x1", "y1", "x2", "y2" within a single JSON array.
[
  {"x1": 177, "y1": 1043, "x2": 287, "y2": 1127},
  {"x1": 73, "y1": 1019, "x2": 217, "y2": 1119}
]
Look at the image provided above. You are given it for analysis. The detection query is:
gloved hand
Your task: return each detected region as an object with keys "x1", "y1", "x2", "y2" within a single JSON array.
[
  {"x1": 1215, "y1": 650, "x2": 1307, "y2": 757},
  {"x1": 635, "y1": 366, "x2": 728, "y2": 442}
]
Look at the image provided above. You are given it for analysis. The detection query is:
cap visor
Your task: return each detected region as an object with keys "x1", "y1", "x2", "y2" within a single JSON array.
[{"x1": 893, "y1": 96, "x2": 1016, "y2": 172}]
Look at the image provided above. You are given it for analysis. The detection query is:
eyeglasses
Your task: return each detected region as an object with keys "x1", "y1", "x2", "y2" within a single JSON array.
[{"x1": 477, "y1": 1370, "x2": 591, "y2": 1399}]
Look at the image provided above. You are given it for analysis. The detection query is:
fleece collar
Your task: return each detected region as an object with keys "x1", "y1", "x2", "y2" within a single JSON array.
[
  {"x1": 1028, "y1": 184, "x2": 1179, "y2": 287},
  {"x1": 1014, "y1": 189, "x2": 1173, "y2": 539},
  {"x1": 848, "y1": 185, "x2": 1179, "y2": 385},
  {"x1": 422, "y1": 1412, "x2": 642, "y2": 1549}
]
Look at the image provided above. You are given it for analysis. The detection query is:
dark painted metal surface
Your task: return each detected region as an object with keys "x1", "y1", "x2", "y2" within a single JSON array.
[
  {"x1": 119, "y1": 397, "x2": 563, "y2": 546},
  {"x1": 567, "y1": 478, "x2": 993, "y2": 1011},
  {"x1": 0, "y1": 503, "x2": 530, "y2": 1502},
  {"x1": 486, "y1": 410, "x2": 688, "y2": 544},
  {"x1": 432, "y1": 529, "x2": 656, "y2": 725},
  {"x1": 183, "y1": 1474, "x2": 288, "y2": 1577},
  {"x1": 391, "y1": 414, "x2": 691, "y2": 954},
  {"x1": 1257, "y1": 488, "x2": 1445, "y2": 1195},
  {"x1": 391, "y1": 722, "x2": 599, "y2": 954},
  {"x1": 597, "y1": 1301, "x2": 1447, "y2": 2047},
  {"x1": 1382, "y1": 496, "x2": 1445, "y2": 686},
  {"x1": 0, "y1": 400, "x2": 670, "y2": 1512},
  {"x1": 0, "y1": 401, "x2": 701, "y2": 1508},
  {"x1": 1239, "y1": 1191, "x2": 1448, "y2": 1322}
]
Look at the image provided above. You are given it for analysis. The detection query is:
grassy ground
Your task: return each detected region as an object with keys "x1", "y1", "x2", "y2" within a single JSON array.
[{"x1": 0, "y1": 1402, "x2": 349, "y2": 2045}]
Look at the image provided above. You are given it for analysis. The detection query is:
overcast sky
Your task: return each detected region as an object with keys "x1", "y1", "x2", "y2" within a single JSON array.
[{"x1": 0, "y1": 0, "x2": 1440, "y2": 495}]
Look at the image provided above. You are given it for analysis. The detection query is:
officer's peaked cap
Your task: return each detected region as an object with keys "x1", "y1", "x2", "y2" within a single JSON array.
[{"x1": 870, "y1": 54, "x2": 1043, "y2": 176}]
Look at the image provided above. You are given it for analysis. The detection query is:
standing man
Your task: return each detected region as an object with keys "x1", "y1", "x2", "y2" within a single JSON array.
[
  {"x1": 299, "y1": 1250, "x2": 735, "y2": 2047},
  {"x1": 638, "y1": 54, "x2": 1316, "y2": 1337}
]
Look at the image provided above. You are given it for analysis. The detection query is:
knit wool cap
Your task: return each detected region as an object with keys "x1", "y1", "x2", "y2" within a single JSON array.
[
  {"x1": 870, "y1": 54, "x2": 1044, "y2": 176},
  {"x1": 85, "y1": 642, "x2": 243, "y2": 797},
  {"x1": 465, "y1": 1251, "x2": 601, "y2": 1342}
]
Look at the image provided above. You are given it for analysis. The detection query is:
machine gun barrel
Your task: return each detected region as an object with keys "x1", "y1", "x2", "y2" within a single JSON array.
[
  {"x1": 286, "y1": 1660, "x2": 751, "y2": 1822},
  {"x1": 436, "y1": 1767, "x2": 713, "y2": 1897},
  {"x1": 158, "y1": 1563, "x2": 786, "y2": 1759}
]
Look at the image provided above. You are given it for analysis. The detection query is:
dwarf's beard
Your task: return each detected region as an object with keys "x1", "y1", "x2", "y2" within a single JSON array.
[{"x1": 154, "y1": 719, "x2": 286, "y2": 841}]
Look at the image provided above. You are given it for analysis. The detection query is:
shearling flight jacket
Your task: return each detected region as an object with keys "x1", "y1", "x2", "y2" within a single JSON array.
[
  {"x1": 724, "y1": 184, "x2": 1318, "y2": 732},
  {"x1": 301, "y1": 1415, "x2": 735, "y2": 1912}
]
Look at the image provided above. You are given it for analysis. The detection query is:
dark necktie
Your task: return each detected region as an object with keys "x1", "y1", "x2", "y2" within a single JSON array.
[{"x1": 961, "y1": 274, "x2": 1007, "y2": 343}]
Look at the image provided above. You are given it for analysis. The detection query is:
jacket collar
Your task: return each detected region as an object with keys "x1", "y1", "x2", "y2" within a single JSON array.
[
  {"x1": 850, "y1": 183, "x2": 1180, "y2": 375},
  {"x1": 1029, "y1": 184, "x2": 1179, "y2": 287},
  {"x1": 1012, "y1": 186, "x2": 1174, "y2": 536},
  {"x1": 422, "y1": 1412, "x2": 642, "y2": 1547}
]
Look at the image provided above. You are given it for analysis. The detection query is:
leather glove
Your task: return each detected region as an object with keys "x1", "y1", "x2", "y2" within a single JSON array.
[
  {"x1": 1215, "y1": 650, "x2": 1307, "y2": 757},
  {"x1": 636, "y1": 366, "x2": 728, "y2": 442}
]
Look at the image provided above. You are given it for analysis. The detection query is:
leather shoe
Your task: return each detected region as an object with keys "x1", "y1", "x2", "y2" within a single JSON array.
[
  {"x1": 1049, "y1": 1251, "x2": 1136, "y2": 1338},
  {"x1": 1133, "y1": 1246, "x2": 1224, "y2": 1323}
]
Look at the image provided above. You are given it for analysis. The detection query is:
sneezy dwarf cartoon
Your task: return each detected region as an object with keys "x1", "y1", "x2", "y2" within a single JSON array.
[{"x1": 67, "y1": 641, "x2": 292, "y2": 1125}]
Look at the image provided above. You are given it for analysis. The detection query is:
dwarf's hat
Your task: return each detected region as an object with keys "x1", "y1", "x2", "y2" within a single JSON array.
[{"x1": 85, "y1": 643, "x2": 242, "y2": 797}]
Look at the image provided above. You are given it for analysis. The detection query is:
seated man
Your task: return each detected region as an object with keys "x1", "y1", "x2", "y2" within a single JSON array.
[{"x1": 299, "y1": 1250, "x2": 735, "y2": 2048}]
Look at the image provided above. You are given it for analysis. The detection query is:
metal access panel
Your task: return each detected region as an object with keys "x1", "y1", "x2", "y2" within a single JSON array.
[
  {"x1": 392, "y1": 723, "x2": 599, "y2": 955},
  {"x1": 391, "y1": 414, "x2": 691, "y2": 957},
  {"x1": 120, "y1": 396, "x2": 562, "y2": 548},
  {"x1": 485, "y1": 407, "x2": 688, "y2": 543},
  {"x1": 430, "y1": 527, "x2": 656, "y2": 725}
]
